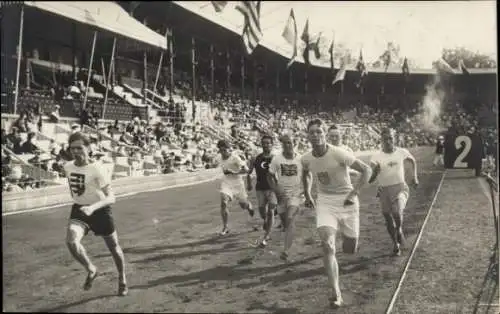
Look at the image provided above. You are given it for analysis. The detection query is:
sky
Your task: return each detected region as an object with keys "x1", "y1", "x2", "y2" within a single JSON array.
[{"x1": 179, "y1": 1, "x2": 497, "y2": 68}]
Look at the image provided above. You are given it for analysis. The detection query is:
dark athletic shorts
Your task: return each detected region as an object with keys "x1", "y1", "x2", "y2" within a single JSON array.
[{"x1": 69, "y1": 204, "x2": 115, "y2": 236}]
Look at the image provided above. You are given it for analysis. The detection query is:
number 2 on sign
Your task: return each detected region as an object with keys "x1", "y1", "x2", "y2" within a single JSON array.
[{"x1": 453, "y1": 135, "x2": 472, "y2": 168}]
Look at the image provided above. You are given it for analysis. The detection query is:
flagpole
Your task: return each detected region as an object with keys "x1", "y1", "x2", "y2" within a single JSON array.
[
  {"x1": 253, "y1": 60, "x2": 257, "y2": 103},
  {"x1": 143, "y1": 51, "x2": 148, "y2": 102},
  {"x1": 72, "y1": 23, "x2": 77, "y2": 83},
  {"x1": 276, "y1": 66, "x2": 280, "y2": 106},
  {"x1": 211, "y1": 45, "x2": 215, "y2": 100},
  {"x1": 169, "y1": 31, "x2": 174, "y2": 101},
  {"x1": 240, "y1": 55, "x2": 245, "y2": 100},
  {"x1": 82, "y1": 30, "x2": 97, "y2": 111},
  {"x1": 191, "y1": 37, "x2": 196, "y2": 122},
  {"x1": 226, "y1": 50, "x2": 231, "y2": 94},
  {"x1": 100, "y1": 58, "x2": 107, "y2": 87},
  {"x1": 13, "y1": 5, "x2": 25, "y2": 116},
  {"x1": 102, "y1": 37, "x2": 116, "y2": 120},
  {"x1": 304, "y1": 66, "x2": 308, "y2": 98}
]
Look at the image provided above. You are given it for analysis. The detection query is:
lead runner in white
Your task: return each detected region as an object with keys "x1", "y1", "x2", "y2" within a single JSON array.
[
  {"x1": 301, "y1": 119, "x2": 372, "y2": 308},
  {"x1": 216, "y1": 140, "x2": 255, "y2": 236},
  {"x1": 267, "y1": 132, "x2": 303, "y2": 259},
  {"x1": 368, "y1": 128, "x2": 419, "y2": 256}
]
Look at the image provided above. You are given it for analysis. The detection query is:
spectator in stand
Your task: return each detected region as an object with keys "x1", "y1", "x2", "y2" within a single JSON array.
[
  {"x1": 49, "y1": 105, "x2": 61, "y2": 123},
  {"x1": 12, "y1": 112, "x2": 28, "y2": 133},
  {"x1": 2, "y1": 128, "x2": 11, "y2": 147},
  {"x1": 6, "y1": 127, "x2": 23, "y2": 154},
  {"x1": 28, "y1": 150, "x2": 49, "y2": 171},
  {"x1": 161, "y1": 151, "x2": 175, "y2": 174},
  {"x1": 119, "y1": 131, "x2": 134, "y2": 147},
  {"x1": 108, "y1": 120, "x2": 121, "y2": 136},
  {"x1": 71, "y1": 123, "x2": 81, "y2": 134},
  {"x1": 48, "y1": 139, "x2": 60, "y2": 157},
  {"x1": 20, "y1": 132, "x2": 39, "y2": 154},
  {"x1": 154, "y1": 122, "x2": 167, "y2": 142},
  {"x1": 51, "y1": 155, "x2": 65, "y2": 177}
]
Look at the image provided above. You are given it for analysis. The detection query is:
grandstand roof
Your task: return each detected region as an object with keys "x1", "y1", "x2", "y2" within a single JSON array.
[
  {"x1": 24, "y1": 1, "x2": 168, "y2": 50},
  {"x1": 172, "y1": 1, "x2": 497, "y2": 76}
]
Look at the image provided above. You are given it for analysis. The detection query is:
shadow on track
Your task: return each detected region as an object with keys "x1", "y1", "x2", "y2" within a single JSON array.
[
  {"x1": 39, "y1": 294, "x2": 117, "y2": 313},
  {"x1": 246, "y1": 300, "x2": 301, "y2": 314},
  {"x1": 130, "y1": 255, "x2": 322, "y2": 290}
]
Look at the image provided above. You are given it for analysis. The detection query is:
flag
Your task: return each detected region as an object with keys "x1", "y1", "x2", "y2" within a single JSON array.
[
  {"x1": 301, "y1": 19, "x2": 311, "y2": 65},
  {"x1": 459, "y1": 59, "x2": 469, "y2": 75},
  {"x1": 382, "y1": 50, "x2": 391, "y2": 72},
  {"x1": 211, "y1": 1, "x2": 228, "y2": 13},
  {"x1": 332, "y1": 59, "x2": 346, "y2": 85},
  {"x1": 355, "y1": 50, "x2": 367, "y2": 88},
  {"x1": 402, "y1": 57, "x2": 410, "y2": 76},
  {"x1": 312, "y1": 34, "x2": 321, "y2": 60},
  {"x1": 434, "y1": 58, "x2": 456, "y2": 74},
  {"x1": 236, "y1": 1, "x2": 263, "y2": 55},
  {"x1": 301, "y1": 20, "x2": 321, "y2": 66},
  {"x1": 282, "y1": 9, "x2": 297, "y2": 68},
  {"x1": 328, "y1": 39, "x2": 335, "y2": 71}
]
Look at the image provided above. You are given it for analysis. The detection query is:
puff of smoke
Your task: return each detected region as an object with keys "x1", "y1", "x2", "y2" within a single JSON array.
[{"x1": 419, "y1": 74, "x2": 446, "y2": 133}]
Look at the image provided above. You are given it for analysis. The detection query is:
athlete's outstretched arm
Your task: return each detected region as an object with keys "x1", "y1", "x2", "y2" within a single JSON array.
[
  {"x1": 266, "y1": 172, "x2": 278, "y2": 192},
  {"x1": 302, "y1": 167, "x2": 313, "y2": 203},
  {"x1": 404, "y1": 153, "x2": 419, "y2": 184},
  {"x1": 368, "y1": 161, "x2": 381, "y2": 184},
  {"x1": 349, "y1": 159, "x2": 372, "y2": 193},
  {"x1": 247, "y1": 157, "x2": 255, "y2": 189}
]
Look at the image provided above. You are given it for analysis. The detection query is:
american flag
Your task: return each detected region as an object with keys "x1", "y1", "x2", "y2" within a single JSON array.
[{"x1": 236, "y1": 1, "x2": 262, "y2": 55}]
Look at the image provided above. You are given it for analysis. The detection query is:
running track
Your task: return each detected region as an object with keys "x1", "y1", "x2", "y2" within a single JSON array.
[{"x1": 3, "y1": 147, "x2": 444, "y2": 313}]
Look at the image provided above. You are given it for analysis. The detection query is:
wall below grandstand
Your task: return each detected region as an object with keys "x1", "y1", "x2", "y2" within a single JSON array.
[
  {"x1": 2, "y1": 150, "x2": 378, "y2": 214},
  {"x1": 2, "y1": 168, "x2": 221, "y2": 213}
]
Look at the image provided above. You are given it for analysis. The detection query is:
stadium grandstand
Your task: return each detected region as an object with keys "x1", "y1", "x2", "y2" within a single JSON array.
[{"x1": 2, "y1": 1, "x2": 498, "y2": 313}]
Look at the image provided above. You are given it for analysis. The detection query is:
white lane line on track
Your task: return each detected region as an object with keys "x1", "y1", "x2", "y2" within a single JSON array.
[
  {"x1": 2, "y1": 177, "x2": 217, "y2": 217},
  {"x1": 385, "y1": 169, "x2": 447, "y2": 314}
]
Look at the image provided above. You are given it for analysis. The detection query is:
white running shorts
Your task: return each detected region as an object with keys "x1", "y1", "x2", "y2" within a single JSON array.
[
  {"x1": 220, "y1": 181, "x2": 248, "y2": 203},
  {"x1": 315, "y1": 193, "x2": 360, "y2": 239}
]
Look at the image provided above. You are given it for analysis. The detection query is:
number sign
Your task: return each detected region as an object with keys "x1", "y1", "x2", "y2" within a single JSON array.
[{"x1": 444, "y1": 133, "x2": 483, "y2": 169}]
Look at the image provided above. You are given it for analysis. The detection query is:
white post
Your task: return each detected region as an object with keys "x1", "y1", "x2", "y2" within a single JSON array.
[
  {"x1": 153, "y1": 51, "x2": 163, "y2": 92},
  {"x1": 100, "y1": 57, "x2": 107, "y2": 87},
  {"x1": 102, "y1": 37, "x2": 116, "y2": 119},
  {"x1": 82, "y1": 30, "x2": 97, "y2": 111},
  {"x1": 13, "y1": 5, "x2": 25, "y2": 115}
]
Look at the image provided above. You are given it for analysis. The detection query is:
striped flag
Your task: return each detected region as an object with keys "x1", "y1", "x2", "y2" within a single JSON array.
[
  {"x1": 332, "y1": 59, "x2": 346, "y2": 85},
  {"x1": 282, "y1": 9, "x2": 297, "y2": 69},
  {"x1": 211, "y1": 1, "x2": 228, "y2": 13},
  {"x1": 236, "y1": 1, "x2": 263, "y2": 55},
  {"x1": 459, "y1": 59, "x2": 469, "y2": 75}
]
